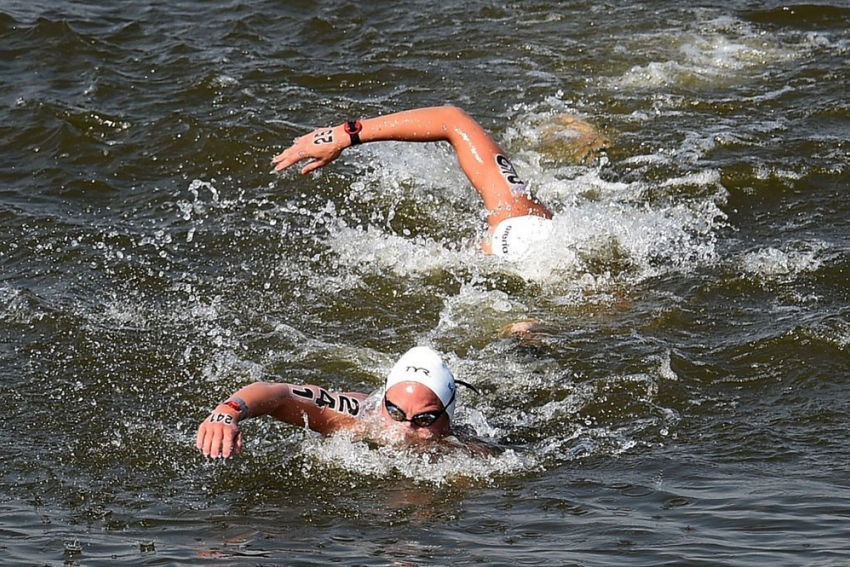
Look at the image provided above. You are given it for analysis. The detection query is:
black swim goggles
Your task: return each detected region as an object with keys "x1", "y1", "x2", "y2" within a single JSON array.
[
  {"x1": 383, "y1": 380, "x2": 480, "y2": 427},
  {"x1": 383, "y1": 389, "x2": 455, "y2": 427}
]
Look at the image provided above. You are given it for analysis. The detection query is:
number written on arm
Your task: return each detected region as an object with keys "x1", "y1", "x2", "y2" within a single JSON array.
[{"x1": 292, "y1": 387, "x2": 360, "y2": 416}]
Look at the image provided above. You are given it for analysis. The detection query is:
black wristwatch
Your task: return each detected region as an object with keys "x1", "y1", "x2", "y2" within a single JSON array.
[{"x1": 343, "y1": 120, "x2": 363, "y2": 146}]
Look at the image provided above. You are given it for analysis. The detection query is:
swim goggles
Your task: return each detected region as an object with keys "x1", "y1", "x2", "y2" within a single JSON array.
[{"x1": 383, "y1": 389, "x2": 456, "y2": 427}]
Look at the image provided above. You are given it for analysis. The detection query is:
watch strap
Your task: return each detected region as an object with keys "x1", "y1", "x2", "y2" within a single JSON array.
[{"x1": 343, "y1": 120, "x2": 362, "y2": 145}]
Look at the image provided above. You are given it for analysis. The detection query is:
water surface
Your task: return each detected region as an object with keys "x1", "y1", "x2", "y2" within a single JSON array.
[{"x1": 1, "y1": 1, "x2": 849, "y2": 565}]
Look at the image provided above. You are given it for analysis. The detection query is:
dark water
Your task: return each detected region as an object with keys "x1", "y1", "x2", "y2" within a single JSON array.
[{"x1": 2, "y1": 0, "x2": 850, "y2": 565}]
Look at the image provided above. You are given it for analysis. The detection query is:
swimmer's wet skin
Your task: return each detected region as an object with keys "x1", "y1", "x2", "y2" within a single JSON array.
[
  {"x1": 272, "y1": 105, "x2": 554, "y2": 260},
  {"x1": 196, "y1": 346, "x2": 484, "y2": 457}
]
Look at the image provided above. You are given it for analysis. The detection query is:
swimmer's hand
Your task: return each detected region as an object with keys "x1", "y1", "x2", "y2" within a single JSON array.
[
  {"x1": 196, "y1": 407, "x2": 243, "y2": 459},
  {"x1": 273, "y1": 125, "x2": 347, "y2": 175}
]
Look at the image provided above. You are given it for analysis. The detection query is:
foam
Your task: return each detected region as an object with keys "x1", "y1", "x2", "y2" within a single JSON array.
[
  {"x1": 738, "y1": 242, "x2": 827, "y2": 281},
  {"x1": 316, "y1": 120, "x2": 727, "y2": 306},
  {"x1": 301, "y1": 432, "x2": 536, "y2": 486},
  {"x1": 607, "y1": 16, "x2": 805, "y2": 91}
]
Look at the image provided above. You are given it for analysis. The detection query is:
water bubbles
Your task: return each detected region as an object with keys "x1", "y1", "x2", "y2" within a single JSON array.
[
  {"x1": 605, "y1": 14, "x2": 807, "y2": 92},
  {"x1": 738, "y1": 241, "x2": 826, "y2": 282},
  {"x1": 299, "y1": 432, "x2": 534, "y2": 487},
  {"x1": 64, "y1": 539, "x2": 83, "y2": 556}
]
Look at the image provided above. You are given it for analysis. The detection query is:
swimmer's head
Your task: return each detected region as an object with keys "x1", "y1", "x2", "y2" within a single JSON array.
[
  {"x1": 489, "y1": 215, "x2": 554, "y2": 260},
  {"x1": 385, "y1": 346, "x2": 456, "y2": 418}
]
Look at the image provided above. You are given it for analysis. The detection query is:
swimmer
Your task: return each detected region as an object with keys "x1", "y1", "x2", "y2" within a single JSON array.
[
  {"x1": 272, "y1": 105, "x2": 556, "y2": 260},
  {"x1": 196, "y1": 346, "x2": 477, "y2": 458}
]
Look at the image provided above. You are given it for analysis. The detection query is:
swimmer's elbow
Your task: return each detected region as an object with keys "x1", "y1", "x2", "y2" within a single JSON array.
[
  {"x1": 438, "y1": 105, "x2": 474, "y2": 123},
  {"x1": 436, "y1": 105, "x2": 488, "y2": 144}
]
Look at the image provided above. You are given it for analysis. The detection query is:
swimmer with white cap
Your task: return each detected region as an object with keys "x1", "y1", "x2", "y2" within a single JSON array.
[
  {"x1": 197, "y1": 346, "x2": 477, "y2": 458},
  {"x1": 273, "y1": 105, "x2": 555, "y2": 260}
]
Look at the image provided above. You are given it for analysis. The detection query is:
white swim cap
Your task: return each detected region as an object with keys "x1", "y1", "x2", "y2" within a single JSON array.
[
  {"x1": 385, "y1": 346, "x2": 457, "y2": 418},
  {"x1": 490, "y1": 215, "x2": 554, "y2": 260}
]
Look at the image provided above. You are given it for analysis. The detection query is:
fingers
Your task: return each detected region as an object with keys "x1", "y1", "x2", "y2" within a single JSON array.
[
  {"x1": 274, "y1": 150, "x2": 319, "y2": 174},
  {"x1": 211, "y1": 427, "x2": 225, "y2": 458},
  {"x1": 196, "y1": 418, "x2": 240, "y2": 459},
  {"x1": 272, "y1": 146, "x2": 303, "y2": 172},
  {"x1": 196, "y1": 426, "x2": 206, "y2": 453},
  {"x1": 272, "y1": 129, "x2": 342, "y2": 174},
  {"x1": 301, "y1": 159, "x2": 326, "y2": 175},
  {"x1": 272, "y1": 133, "x2": 313, "y2": 172},
  {"x1": 221, "y1": 428, "x2": 233, "y2": 459},
  {"x1": 197, "y1": 422, "x2": 213, "y2": 457},
  {"x1": 271, "y1": 140, "x2": 295, "y2": 167}
]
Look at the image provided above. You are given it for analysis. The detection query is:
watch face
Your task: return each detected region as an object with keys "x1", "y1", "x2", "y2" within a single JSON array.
[{"x1": 345, "y1": 120, "x2": 362, "y2": 134}]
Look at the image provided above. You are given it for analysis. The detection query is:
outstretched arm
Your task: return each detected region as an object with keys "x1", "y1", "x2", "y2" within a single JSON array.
[
  {"x1": 196, "y1": 382, "x2": 367, "y2": 458},
  {"x1": 272, "y1": 106, "x2": 551, "y2": 228}
]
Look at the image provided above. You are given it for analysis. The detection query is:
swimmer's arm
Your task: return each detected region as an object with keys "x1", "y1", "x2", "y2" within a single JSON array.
[
  {"x1": 267, "y1": 383, "x2": 367, "y2": 432},
  {"x1": 196, "y1": 382, "x2": 367, "y2": 458},
  {"x1": 273, "y1": 106, "x2": 551, "y2": 227}
]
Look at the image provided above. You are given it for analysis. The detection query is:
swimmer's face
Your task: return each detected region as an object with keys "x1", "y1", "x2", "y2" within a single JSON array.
[{"x1": 381, "y1": 382, "x2": 451, "y2": 440}]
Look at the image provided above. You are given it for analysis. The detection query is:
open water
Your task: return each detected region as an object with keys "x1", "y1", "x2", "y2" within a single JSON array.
[{"x1": 1, "y1": 1, "x2": 849, "y2": 565}]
